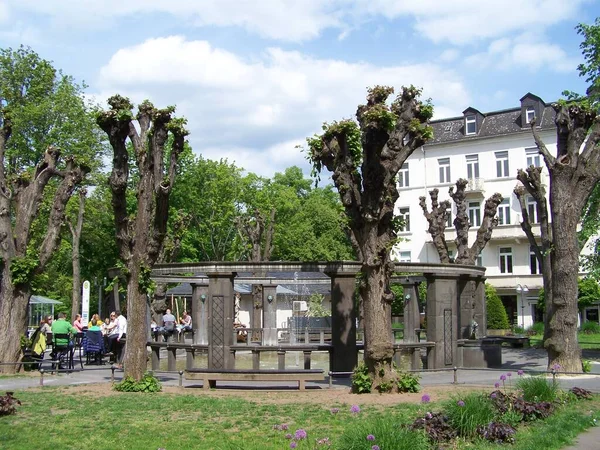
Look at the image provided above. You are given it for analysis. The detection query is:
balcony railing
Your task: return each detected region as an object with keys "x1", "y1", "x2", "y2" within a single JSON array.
[{"x1": 466, "y1": 177, "x2": 484, "y2": 192}]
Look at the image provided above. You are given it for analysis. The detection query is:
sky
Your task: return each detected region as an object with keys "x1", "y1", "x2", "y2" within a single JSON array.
[{"x1": 0, "y1": 0, "x2": 598, "y2": 178}]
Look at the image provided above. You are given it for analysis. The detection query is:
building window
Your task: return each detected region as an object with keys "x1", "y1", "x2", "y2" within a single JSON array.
[
  {"x1": 495, "y1": 151, "x2": 509, "y2": 178},
  {"x1": 497, "y1": 198, "x2": 511, "y2": 225},
  {"x1": 525, "y1": 106, "x2": 535, "y2": 124},
  {"x1": 526, "y1": 147, "x2": 541, "y2": 168},
  {"x1": 448, "y1": 249, "x2": 454, "y2": 262},
  {"x1": 398, "y1": 207, "x2": 410, "y2": 232},
  {"x1": 526, "y1": 196, "x2": 538, "y2": 223},
  {"x1": 446, "y1": 207, "x2": 453, "y2": 228},
  {"x1": 438, "y1": 158, "x2": 451, "y2": 183},
  {"x1": 468, "y1": 201, "x2": 481, "y2": 227},
  {"x1": 398, "y1": 163, "x2": 409, "y2": 188},
  {"x1": 475, "y1": 254, "x2": 483, "y2": 267},
  {"x1": 466, "y1": 154, "x2": 480, "y2": 180},
  {"x1": 465, "y1": 114, "x2": 477, "y2": 135},
  {"x1": 530, "y1": 247, "x2": 542, "y2": 274},
  {"x1": 398, "y1": 251, "x2": 411, "y2": 262},
  {"x1": 499, "y1": 247, "x2": 513, "y2": 274}
]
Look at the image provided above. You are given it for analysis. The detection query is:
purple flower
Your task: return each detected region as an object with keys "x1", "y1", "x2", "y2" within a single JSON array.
[
  {"x1": 552, "y1": 364, "x2": 561, "y2": 371},
  {"x1": 507, "y1": 372, "x2": 512, "y2": 377},
  {"x1": 330, "y1": 407, "x2": 339, "y2": 415},
  {"x1": 421, "y1": 394, "x2": 431, "y2": 403},
  {"x1": 290, "y1": 442, "x2": 297, "y2": 449},
  {"x1": 517, "y1": 369, "x2": 524, "y2": 376},
  {"x1": 372, "y1": 446, "x2": 380, "y2": 450},
  {"x1": 426, "y1": 412, "x2": 433, "y2": 419},
  {"x1": 490, "y1": 392, "x2": 497, "y2": 399},
  {"x1": 367, "y1": 434, "x2": 375, "y2": 441},
  {"x1": 494, "y1": 382, "x2": 500, "y2": 388},
  {"x1": 295, "y1": 429, "x2": 307, "y2": 440},
  {"x1": 350, "y1": 404, "x2": 361, "y2": 414},
  {"x1": 457, "y1": 400, "x2": 465, "y2": 407},
  {"x1": 281, "y1": 424, "x2": 289, "y2": 431},
  {"x1": 500, "y1": 374, "x2": 507, "y2": 381},
  {"x1": 285, "y1": 434, "x2": 292, "y2": 440}
]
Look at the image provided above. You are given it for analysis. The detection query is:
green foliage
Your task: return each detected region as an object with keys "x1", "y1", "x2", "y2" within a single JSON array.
[
  {"x1": 138, "y1": 265, "x2": 156, "y2": 295},
  {"x1": 516, "y1": 376, "x2": 560, "y2": 403},
  {"x1": 485, "y1": 284, "x2": 510, "y2": 329},
  {"x1": 19, "y1": 335, "x2": 31, "y2": 349},
  {"x1": 113, "y1": 372, "x2": 162, "y2": 393},
  {"x1": 582, "y1": 359, "x2": 592, "y2": 373},
  {"x1": 527, "y1": 322, "x2": 545, "y2": 336},
  {"x1": 351, "y1": 361, "x2": 372, "y2": 394},
  {"x1": 9, "y1": 256, "x2": 38, "y2": 285},
  {"x1": 580, "y1": 320, "x2": 600, "y2": 334},
  {"x1": 336, "y1": 415, "x2": 430, "y2": 450},
  {"x1": 306, "y1": 293, "x2": 329, "y2": 317},
  {"x1": 396, "y1": 371, "x2": 420, "y2": 393},
  {"x1": 444, "y1": 393, "x2": 496, "y2": 438},
  {"x1": 575, "y1": 18, "x2": 600, "y2": 103}
]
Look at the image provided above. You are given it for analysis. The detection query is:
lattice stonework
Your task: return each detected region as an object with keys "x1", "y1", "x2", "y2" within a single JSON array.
[
  {"x1": 211, "y1": 295, "x2": 225, "y2": 369},
  {"x1": 443, "y1": 308, "x2": 453, "y2": 365}
]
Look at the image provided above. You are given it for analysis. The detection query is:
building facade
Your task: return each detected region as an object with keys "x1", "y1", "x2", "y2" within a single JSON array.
[{"x1": 392, "y1": 93, "x2": 561, "y2": 329}]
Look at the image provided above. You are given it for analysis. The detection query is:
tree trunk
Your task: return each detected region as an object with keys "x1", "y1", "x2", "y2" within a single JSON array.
[
  {"x1": 361, "y1": 263, "x2": 395, "y2": 387},
  {"x1": 123, "y1": 265, "x2": 149, "y2": 380},
  {"x1": 545, "y1": 174, "x2": 586, "y2": 371},
  {"x1": 0, "y1": 264, "x2": 30, "y2": 373},
  {"x1": 69, "y1": 191, "x2": 85, "y2": 322}
]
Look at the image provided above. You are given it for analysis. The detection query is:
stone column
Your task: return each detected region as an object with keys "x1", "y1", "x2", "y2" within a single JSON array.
[
  {"x1": 473, "y1": 277, "x2": 487, "y2": 338},
  {"x1": 327, "y1": 272, "x2": 357, "y2": 373},
  {"x1": 262, "y1": 284, "x2": 278, "y2": 346},
  {"x1": 207, "y1": 272, "x2": 236, "y2": 370},
  {"x1": 400, "y1": 281, "x2": 420, "y2": 343},
  {"x1": 191, "y1": 283, "x2": 208, "y2": 345},
  {"x1": 457, "y1": 276, "x2": 487, "y2": 340},
  {"x1": 425, "y1": 274, "x2": 458, "y2": 369}
]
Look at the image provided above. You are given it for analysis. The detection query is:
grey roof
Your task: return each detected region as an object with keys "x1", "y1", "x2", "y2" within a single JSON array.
[
  {"x1": 427, "y1": 99, "x2": 556, "y2": 146},
  {"x1": 30, "y1": 295, "x2": 63, "y2": 305}
]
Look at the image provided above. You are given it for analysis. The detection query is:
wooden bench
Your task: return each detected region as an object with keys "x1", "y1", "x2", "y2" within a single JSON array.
[{"x1": 186, "y1": 368, "x2": 324, "y2": 390}]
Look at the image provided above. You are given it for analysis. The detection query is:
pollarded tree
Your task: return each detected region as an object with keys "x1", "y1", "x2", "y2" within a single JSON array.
[
  {"x1": 512, "y1": 19, "x2": 600, "y2": 372},
  {"x1": 97, "y1": 95, "x2": 188, "y2": 381},
  {"x1": 419, "y1": 179, "x2": 503, "y2": 264},
  {"x1": 308, "y1": 85, "x2": 433, "y2": 390},
  {"x1": 0, "y1": 47, "x2": 98, "y2": 371}
]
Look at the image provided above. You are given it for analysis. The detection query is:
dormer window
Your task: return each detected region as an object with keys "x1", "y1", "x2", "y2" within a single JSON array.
[
  {"x1": 465, "y1": 114, "x2": 477, "y2": 135},
  {"x1": 525, "y1": 106, "x2": 535, "y2": 124}
]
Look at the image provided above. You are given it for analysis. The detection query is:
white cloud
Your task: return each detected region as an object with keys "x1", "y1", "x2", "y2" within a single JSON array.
[
  {"x1": 0, "y1": 1, "x2": 9, "y2": 23},
  {"x1": 465, "y1": 34, "x2": 578, "y2": 72},
  {"x1": 5, "y1": 0, "x2": 587, "y2": 44},
  {"x1": 439, "y1": 49, "x2": 460, "y2": 63},
  {"x1": 96, "y1": 36, "x2": 469, "y2": 175}
]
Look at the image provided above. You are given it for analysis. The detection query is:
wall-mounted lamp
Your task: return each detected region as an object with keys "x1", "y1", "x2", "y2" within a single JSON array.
[
  {"x1": 267, "y1": 295, "x2": 274, "y2": 303},
  {"x1": 200, "y1": 294, "x2": 207, "y2": 303},
  {"x1": 404, "y1": 294, "x2": 411, "y2": 301}
]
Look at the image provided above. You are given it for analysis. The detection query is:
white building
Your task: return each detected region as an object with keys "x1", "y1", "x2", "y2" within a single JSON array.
[{"x1": 392, "y1": 93, "x2": 565, "y2": 329}]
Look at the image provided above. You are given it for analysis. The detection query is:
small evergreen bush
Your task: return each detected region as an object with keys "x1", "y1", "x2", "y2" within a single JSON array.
[
  {"x1": 486, "y1": 284, "x2": 510, "y2": 330},
  {"x1": 114, "y1": 372, "x2": 162, "y2": 393},
  {"x1": 580, "y1": 321, "x2": 600, "y2": 334}
]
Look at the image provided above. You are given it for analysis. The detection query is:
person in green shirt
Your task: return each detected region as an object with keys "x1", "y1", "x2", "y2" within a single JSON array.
[{"x1": 51, "y1": 312, "x2": 77, "y2": 346}]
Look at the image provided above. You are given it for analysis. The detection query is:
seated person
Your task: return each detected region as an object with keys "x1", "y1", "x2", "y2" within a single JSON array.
[
  {"x1": 73, "y1": 314, "x2": 84, "y2": 332},
  {"x1": 161, "y1": 309, "x2": 177, "y2": 342},
  {"x1": 177, "y1": 311, "x2": 192, "y2": 334},
  {"x1": 50, "y1": 312, "x2": 77, "y2": 366}
]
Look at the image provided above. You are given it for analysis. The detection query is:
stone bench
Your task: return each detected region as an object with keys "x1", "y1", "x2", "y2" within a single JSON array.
[{"x1": 186, "y1": 368, "x2": 324, "y2": 390}]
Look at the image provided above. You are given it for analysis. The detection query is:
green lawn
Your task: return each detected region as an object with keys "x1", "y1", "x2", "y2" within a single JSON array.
[
  {"x1": 530, "y1": 332, "x2": 600, "y2": 350},
  {"x1": 0, "y1": 387, "x2": 598, "y2": 449}
]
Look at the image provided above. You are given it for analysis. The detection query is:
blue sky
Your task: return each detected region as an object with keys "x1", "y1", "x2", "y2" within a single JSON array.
[{"x1": 0, "y1": 0, "x2": 597, "y2": 177}]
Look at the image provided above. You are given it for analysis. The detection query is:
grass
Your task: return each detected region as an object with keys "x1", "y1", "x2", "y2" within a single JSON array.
[
  {"x1": 0, "y1": 387, "x2": 598, "y2": 449},
  {"x1": 516, "y1": 376, "x2": 559, "y2": 402},
  {"x1": 530, "y1": 332, "x2": 600, "y2": 351}
]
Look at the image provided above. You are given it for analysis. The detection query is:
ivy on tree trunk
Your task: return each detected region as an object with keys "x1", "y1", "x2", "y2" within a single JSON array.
[
  {"x1": 308, "y1": 85, "x2": 433, "y2": 391},
  {"x1": 97, "y1": 95, "x2": 188, "y2": 381}
]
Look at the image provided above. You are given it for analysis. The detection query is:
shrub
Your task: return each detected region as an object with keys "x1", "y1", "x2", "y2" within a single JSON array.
[
  {"x1": 486, "y1": 284, "x2": 509, "y2": 330},
  {"x1": 114, "y1": 372, "x2": 162, "y2": 393},
  {"x1": 527, "y1": 322, "x2": 544, "y2": 336},
  {"x1": 477, "y1": 422, "x2": 516, "y2": 444},
  {"x1": 582, "y1": 359, "x2": 592, "y2": 373},
  {"x1": 0, "y1": 392, "x2": 21, "y2": 416},
  {"x1": 512, "y1": 325, "x2": 525, "y2": 335},
  {"x1": 516, "y1": 376, "x2": 559, "y2": 403},
  {"x1": 511, "y1": 398, "x2": 554, "y2": 421},
  {"x1": 396, "y1": 371, "x2": 420, "y2": 393},
  {"x1": 351, "y1": 361, "x2": 372, "y2": 394},
  {"x1": 411, "y1": 411, "x2": 456, "y2": 443},
  {"x1": 444, "y1": 393, "x2": 496, "y2": 438},
  {"x1": 337, "y1": 416, "x2": 430, "y2": 450},
  {"x1": 580, "y1": 321, "x2": 600, "y2": 334},
  {"x1": 570, "y1": 387, "x2": 593, "y2": 400}
]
